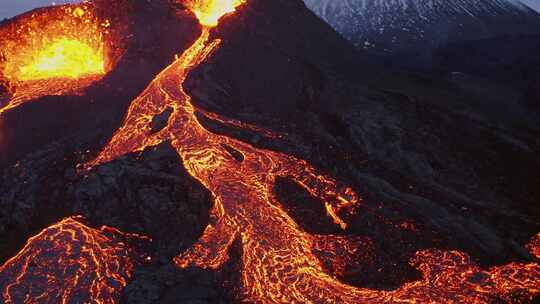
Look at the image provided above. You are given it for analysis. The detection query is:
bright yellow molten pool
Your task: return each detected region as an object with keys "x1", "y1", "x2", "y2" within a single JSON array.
[{"x1": 16, "y1": 38, "x2": 104, "y2": 81}]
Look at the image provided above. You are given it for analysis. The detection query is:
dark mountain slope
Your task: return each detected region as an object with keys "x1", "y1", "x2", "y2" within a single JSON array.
[
  {"x1": 383, "y1": 34, "x2": 540, "y2": 109},
  {"x1": 304, "y1": 0, "x2": 540, "y2": 54}
]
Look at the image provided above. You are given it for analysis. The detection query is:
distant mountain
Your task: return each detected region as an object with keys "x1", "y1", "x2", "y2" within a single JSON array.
[{"x1": 304, "y1": 0, "x2": 540, "y2": 54}]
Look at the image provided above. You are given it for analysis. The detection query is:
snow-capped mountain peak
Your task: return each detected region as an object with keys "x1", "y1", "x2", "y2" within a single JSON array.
[{"x1": 304, "y1": 0, "x2": 540, "y2": 53}]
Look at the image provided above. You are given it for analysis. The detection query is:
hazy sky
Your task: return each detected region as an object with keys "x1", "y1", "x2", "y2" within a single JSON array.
[
  {"x1": 0, "y1": 0, "x2": 78, "y2": 20},
  {"x1": 1, "y1": 0, "x2": 539, "y2": 20}
]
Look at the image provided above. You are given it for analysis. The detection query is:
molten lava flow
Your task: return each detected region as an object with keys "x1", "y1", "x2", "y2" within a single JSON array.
[
  {"x1": 527, "y1": 233, "x2": 540, "y2": 260},
  {"x1": 16, "y1": 38, "x2": 104, "y2": 81},
  {"x1": 0, "y1": 4, "x2": 110, "y2": 115},
  {"x1": 82, "y1": 0, "x2": 540, "y2": 302},
  {"x1": 0, "y1": 217, "x2": 150, "y2": 304},
  {"x1": 183, "y1": 0, "x2": 246, "y2": 26}
]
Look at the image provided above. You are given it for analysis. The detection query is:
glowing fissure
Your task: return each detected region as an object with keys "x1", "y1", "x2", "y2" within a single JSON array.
[
  {"x1": 0, "y1": 217, "x2": 150, "y2": 304},
  {"x1": 81, "y1": 0, "x2": 540, "y2": 303},
  {"x1": 0, "y1": 4, "x2": 109, "y2": 115}
]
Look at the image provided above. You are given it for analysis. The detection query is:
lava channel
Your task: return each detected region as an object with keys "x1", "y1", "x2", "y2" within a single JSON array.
[
  {"x1": 0, "y1": 217, "x2": 151, "y2": 304},
  {"x1": 80, "y1": 0, "x2": 540, "y2": 303},
  {"x1": 0, "y1": 3, "x2": 112, "y2": 115}
]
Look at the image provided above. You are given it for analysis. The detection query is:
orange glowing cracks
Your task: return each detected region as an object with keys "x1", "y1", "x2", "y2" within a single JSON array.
[
  {"x1": 80, "y1": 0, "x2": 540, "y2": 303},
  {"x1": 15, "y1": 38, "x2": 104, "y2": 81},
  {"x1": 0, "y1": 217, "x2": 150, "y2": 304},
  {"x1": 182, "y1": 0, "x2": 246, "y2": 26},
  {"x1": 2, "y1": 0, "x2": 537, "y2": 303}
]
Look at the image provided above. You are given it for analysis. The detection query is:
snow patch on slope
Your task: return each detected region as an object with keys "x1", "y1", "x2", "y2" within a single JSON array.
[{"x1": 304, "y1": 0, "x2": 540, "y2": 53}]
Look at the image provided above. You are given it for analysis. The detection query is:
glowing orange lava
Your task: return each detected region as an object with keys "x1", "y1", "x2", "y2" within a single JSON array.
[
  {"x1": 183, "y1": 0, "x2": 246, "y2": 26},
  {"x1": 16, "y1": 38, "x2": 104, "y2": 81},
  {"x1": 0, "y1": 217, "x2": 150, "y2": 304},
  {"x1": 0, "y1": 4, "x2": 110, "y2": 115},
  {"x1": 80, "y1": 0, "x2": 540, "y2": 302},
  {"x1": 527, "y1": 233, "x2": 540, "y2": 260}
]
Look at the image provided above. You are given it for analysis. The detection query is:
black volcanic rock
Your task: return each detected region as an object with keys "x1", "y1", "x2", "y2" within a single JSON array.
[
  {"x1": 525, "y1": 71, "x2": 540, "y2": 108},
  {"x1": 384, "y1": 34, "x2": 540, "y2": 115},
  {"x1": 73, "y1": 143, "x2": 212, "y2": 259},
  {"x1": 186, "y1": 0, "x2": 375, "y2": 117},
  {"x1": 433, "y1": 34, "x2": 540, "y2": 85},
  {"x1": 0, "y1": 0, "x2": 539, "y2": 302}
]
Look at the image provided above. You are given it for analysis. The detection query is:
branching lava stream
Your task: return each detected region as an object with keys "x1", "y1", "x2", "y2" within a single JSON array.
[
  {"x1": 1, "y1": 0, "x2": 536, "y2": 303},
  {"x1": 80, "y1": 0, "x2": 540, "y2": 303}
]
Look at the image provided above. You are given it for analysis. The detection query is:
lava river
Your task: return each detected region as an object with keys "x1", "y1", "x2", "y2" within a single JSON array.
[
  {"x1": 79, "y1": 0, "x2": 540, "y2": 303},
  {"x1": 0, "y1": 0, "x2": 539, "y2": 303}
]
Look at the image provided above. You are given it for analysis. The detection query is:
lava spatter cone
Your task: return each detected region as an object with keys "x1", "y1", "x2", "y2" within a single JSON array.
[{"x1": 0, "y1": 3, "x2": 114, "y2": 116}]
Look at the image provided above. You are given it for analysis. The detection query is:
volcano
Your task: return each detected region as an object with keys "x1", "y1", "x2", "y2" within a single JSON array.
[
  {"x1": 0, "y1": 0, "x2": 539, "y2": 303},
  {"x1": 304, "y1": 0, "x2": 540, "y2": 54}
]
